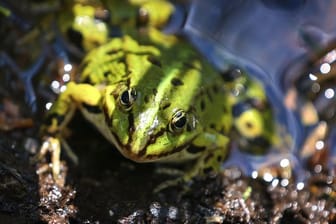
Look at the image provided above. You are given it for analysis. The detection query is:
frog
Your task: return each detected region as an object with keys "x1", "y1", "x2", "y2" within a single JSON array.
[
  {"x1": 40, "y1": 33, "x2": 232, "y2": 190},
  {"x1": 39, "y1": 0, "x2": 275, "y2": 191}
]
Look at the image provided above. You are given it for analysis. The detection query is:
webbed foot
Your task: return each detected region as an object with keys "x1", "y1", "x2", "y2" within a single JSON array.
[{"x1": 153, "y1": 176, "x2": 185, "y2": 194}]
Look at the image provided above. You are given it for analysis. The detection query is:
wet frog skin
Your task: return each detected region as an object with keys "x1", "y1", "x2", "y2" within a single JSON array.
[
  {"x1": 43, "y1": 34, "x2": 232, "y2": 187},
  {"x1": 40, "y1": 0, "x2": 275, "y2": 190}
]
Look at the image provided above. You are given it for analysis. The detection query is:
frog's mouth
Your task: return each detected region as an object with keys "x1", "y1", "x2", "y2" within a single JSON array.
[{"x1": 108, "y1": 128, "x2": 195, "y2": 163}]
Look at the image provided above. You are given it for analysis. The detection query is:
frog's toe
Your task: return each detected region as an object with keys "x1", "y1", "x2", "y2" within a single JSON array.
[
  {"x1": 153, "y1": 177, "x2": 186, "y2": 194},
  {"x1": 154, "y1": 166, "x2": 184, "y2": 176},
  {"x1": 36, "y1": 137, "x2": 62, "y2": 183}
]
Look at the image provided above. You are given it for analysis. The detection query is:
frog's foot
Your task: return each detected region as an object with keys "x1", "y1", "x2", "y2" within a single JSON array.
[
  {"x1": 153, "y1": 166, "x2": 191, "y2": 194},
  {"x1": 153, "y1": 176, "x2": 187, "y2": 194},
  {"x1": 154, "y1": 147, "x2": 227, "y2": 194},
  {"x1": 155, "y1": 166, "x2": 185, "y2": 176},
  {"x1": 35, "y1": 137, "x2": 62, "y2": 185},
  {"x1": 153, "y1": 172, "x2": 205, "y2": 198},
  {"x1": 153, "y1": 165, "x2": 200, "y2": 194}
]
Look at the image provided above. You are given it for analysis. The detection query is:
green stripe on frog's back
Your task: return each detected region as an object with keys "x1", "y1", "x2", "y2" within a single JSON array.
[
  {"x1": 78, "y1": 35, "x2": 231, "y2": 162},
  {"x1": 116, "y1": 44, "x2": 206, "y2": 159},
  {"x1": 127, "y1": 40, "x2": 230, "y2": 160},
  {"x1": 79, "y1": 36, "x2": 160, "y2": 85},
  {"x1": 162, "y1": 41, "x2": 232, "y2": 135}
]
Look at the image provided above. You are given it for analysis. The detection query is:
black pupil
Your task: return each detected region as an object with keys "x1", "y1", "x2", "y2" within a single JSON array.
[
  {"x1": 174, "y1": 113, "x2": 186, "y2": 129},
  {"x1": 121, "y1": 90, "x2": 130, "y2": 105}
]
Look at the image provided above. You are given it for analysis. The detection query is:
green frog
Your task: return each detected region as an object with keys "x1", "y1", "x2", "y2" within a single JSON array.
[
  {"x1": 39, "y1": 0, "x2": 275, "y2": 191},
  {"x1": 41, "y1": 33, "x2": 232, "y2": 189}
]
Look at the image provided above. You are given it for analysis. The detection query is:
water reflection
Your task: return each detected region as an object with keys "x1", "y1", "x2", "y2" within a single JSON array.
[
  {"x1": 224, "y1": 35, "x2": 336, "y2": 180},
  {"x1": 291, "y1": 45, "x2": 336, "y2": 128},
  {"x1": 49, "y1": 61, "x2": 74, "y2": 95},
  {"x1": 44, "y1": 57, "x2": 76, "y2": 111}
]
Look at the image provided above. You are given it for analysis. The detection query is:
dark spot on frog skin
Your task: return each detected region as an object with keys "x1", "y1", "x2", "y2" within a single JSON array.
[
  {"x1": 128, "y1": 112, "x2": 135, "y2": 134},
  {"x1": 209, "y1": 123, "x2": 216, "y2": 129},
  {"x1": 136, "y1": 128, "x2": 166, "y2": 157},
  {"x1": 223, "y1": 106, "x2": 228, "y2": 114},
  {"x1": 187, "y1": 145, "x2": 205, "y2": 154},
  {"x1": 82, "y1": 76, "x2": 92, "y2": 84},
  {"x1": 103, "y1": 71, "x2": 111, "y2": 77},
  {"x1": 204, "y1": 152, "x2": 214, "y2": 163},
  {"x1": 152, "y1": 88, "x2": 158, "y2": 96},
  {"x1": 206, "y1": 89, "x2": 213, "y2": 102},
  {"x1": 107, "y1": 49, "x2": 121, "y2": 55},
  {"x1": 183, "y1": 61, "x2": 199, "y2": 70},
  {"x1": 118, "y1": 57, "x2": 126, "y2": 64},
  {"x1": 186, "y1": 124, "x2": 193, "y2": 132},
  {"x1": 160, "y1": 102, "x2": 171, "y2": 110},
  {"x1": 200, "y1": 100, "x2": 205, "y2": 111},
  {"x1": 212, "y1": 84, "x2": 219, "y2": 94},
  {"x1": 122, "y1": 71, "x2": 132, "y2": 78},
  {"x1": 147, "y1": 55, "x2": 162, "y2": 67},
  {"x1": 144, "y1": 95, "x2": 150, "y2": 103},
  {"x1": 171, "y1": 78, "x2": 184, "y2": 86}
]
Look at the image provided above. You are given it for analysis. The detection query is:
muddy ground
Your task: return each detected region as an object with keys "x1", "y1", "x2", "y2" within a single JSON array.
[{"x1": 0, "y1": 112, "x2": 335, "y2": 223}]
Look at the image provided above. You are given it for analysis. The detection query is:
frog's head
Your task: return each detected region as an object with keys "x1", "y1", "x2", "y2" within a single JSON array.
[{"x1": 103, "y1": 84, "x2": 201, "y2": 162}]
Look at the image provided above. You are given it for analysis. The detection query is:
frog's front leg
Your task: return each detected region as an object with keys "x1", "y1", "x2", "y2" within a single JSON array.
[
  {"x1": 39, "y1": 82, "x2": 102, "y2": 182},
  {"x1": 155, "y1": 131, "x2": 230, "y2": 193},
  {"x1": 185, "y1": 131, "x2": 230, "y2": 179},
  {"x1": 43, "y1": 82, "x2": 102, "y2": 133}
]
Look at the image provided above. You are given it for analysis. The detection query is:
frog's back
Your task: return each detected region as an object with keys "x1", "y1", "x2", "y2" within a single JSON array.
[
  {"x1": 72, "y1": 34, "x2": 231, "y2": 162},
  {"x1": 79, "y1": 36, "x2": 161, "y2": 86}
]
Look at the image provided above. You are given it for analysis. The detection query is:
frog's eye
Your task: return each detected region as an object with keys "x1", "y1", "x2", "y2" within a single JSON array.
[
  {"x1": 169, "y1": 109, "x2": 187, "y2": 133},
  {"x1": 119, "y1": 88, "x2": 137, "y2": 111}
]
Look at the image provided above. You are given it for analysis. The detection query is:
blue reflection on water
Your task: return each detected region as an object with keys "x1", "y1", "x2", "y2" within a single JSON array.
[{"x1": 185, "y1": 0, "x2": 336, "y2": 85}]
